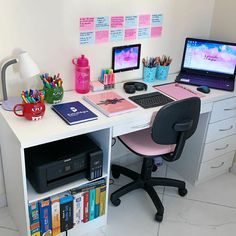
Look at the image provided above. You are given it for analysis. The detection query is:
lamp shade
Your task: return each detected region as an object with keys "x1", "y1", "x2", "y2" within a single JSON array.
[{"x1": 19, "y1": 52, "x2": 40, "y2": 79}]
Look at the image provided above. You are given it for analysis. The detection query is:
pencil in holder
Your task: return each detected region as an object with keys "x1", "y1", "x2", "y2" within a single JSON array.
[
  {"x1": 143, "y1": 66, "x2": 157, "y2": 83},
  {"x1": 156, "y1": 65, "x2": 170, "y2": 81}
]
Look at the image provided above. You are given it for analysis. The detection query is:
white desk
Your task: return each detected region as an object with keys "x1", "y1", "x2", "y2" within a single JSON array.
[{"x1": 0, "y1": 77, "x2": 236, "y2": 236}]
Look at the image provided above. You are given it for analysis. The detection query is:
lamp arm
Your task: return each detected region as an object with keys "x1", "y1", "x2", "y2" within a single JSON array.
[{"x1": 1, "y1": 58, "x2": 18, "y2": 101}]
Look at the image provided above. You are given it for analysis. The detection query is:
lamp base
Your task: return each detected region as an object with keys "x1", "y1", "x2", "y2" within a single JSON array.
[{"x1": 2, "y1": 97, "x2": 22, "y2": 111}]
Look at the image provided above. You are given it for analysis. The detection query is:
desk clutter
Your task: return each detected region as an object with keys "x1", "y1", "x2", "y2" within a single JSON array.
[
  {"x1": 99, "y1": 68, "x2": 116, "y2": 90},
  {"x1": 28, "y1": 178, "x2": 107, "y2": 236},
  {"x1": 142, "y1": 55, "x2": 172, "y2": 82}
]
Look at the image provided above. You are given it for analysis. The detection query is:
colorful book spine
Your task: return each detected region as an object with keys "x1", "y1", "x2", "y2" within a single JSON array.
[
  {"x1": 83, "y1": 191, "x2": 89, "y2": 223},
  {"x1": 28, "y1": 201, "x2": 40, "y2": 236},
  {"x1": 60, "y1": 194, "x2": 74, "y2": 232},
  {"x1": 39, "y1": 198, "x2": 52, "y2": 236},
  {"x1": 51, "y1": 196, "x2": 61, "y2": 236},
  {"x1": 89, "y1": 188, "x2": 96, "y2": 221},
  {"x1": 73, "y1": 191, "x2": 84, "y2": 225},
  {"x1": 99, "y1": 184, "x2": 106, "y2": 216},
  {"x1": 94, "y1": 186, "x2": 101, "y2": 218}
]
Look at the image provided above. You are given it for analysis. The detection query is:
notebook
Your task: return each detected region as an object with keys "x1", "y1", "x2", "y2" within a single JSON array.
[
  {"x1": 175, "y1": 38, "x2": 236, "y2": 91},
  {"x1": 83, "y1": 91, "x2": 138, "y2": 117},
  {"x1": 51, "y1": 101, "x2": 98, "y2": 125}
]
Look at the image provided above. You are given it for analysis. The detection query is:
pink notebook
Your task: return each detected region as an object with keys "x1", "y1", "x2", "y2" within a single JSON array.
[
  {"x1": 154, "y1": 83, "x2": 204, "y2": 100},
  {"x1": 83, "y1": 91, "x2": 138, "y2": 117}
]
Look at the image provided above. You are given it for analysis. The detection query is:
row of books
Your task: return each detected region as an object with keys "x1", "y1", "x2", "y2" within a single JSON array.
[{"x1": 28, "y1": 179, "x2": 107, "y2": 236}]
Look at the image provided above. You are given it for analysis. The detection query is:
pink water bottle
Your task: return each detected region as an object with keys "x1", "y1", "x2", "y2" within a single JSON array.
[{"x1": 72, "y1": 55, "x2": 90, "y2": 94}]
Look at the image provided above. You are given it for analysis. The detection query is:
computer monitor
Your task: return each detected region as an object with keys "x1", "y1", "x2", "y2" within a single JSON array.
[
  {"x1": 112, "y1": 44, "x2": 141, "y2": 73},
  {"x1": 182, "y1": 38, "x2": 236, "y2": 77}
]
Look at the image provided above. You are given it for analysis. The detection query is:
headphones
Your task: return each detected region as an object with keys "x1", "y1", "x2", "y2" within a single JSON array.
[{"x1": 123, "y1": 82, "x2": 148, "y2": 94}]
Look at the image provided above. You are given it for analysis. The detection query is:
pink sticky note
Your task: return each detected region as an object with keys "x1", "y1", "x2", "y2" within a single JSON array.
[
  {"x1": 95, "y1": 30, "x2": 109, "y2": 43},
  {"x1": 125, "y1": 29, "x2": 137, "y2": 41},
  {"x1": 111, "y1": 16, "x2": 124, "y2": 28},
  {"x1": 139, "y1": 15, "x2": 151, "y2": 27},
  {"x1": 151, "y1": 27, "x2": 162, "y2": 37},
  {"x1": 80, "y1": 17, "x2": 95, "y2": 31}
]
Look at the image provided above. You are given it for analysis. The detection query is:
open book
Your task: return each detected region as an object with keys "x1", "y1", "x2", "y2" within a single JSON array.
[{"x1": 83, "y1": 91, "x2": 138, "y2": 117}]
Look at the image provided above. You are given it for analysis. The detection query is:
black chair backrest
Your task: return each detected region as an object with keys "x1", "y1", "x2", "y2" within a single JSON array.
[{"x1": 151, "y1": 97, "x2": 201, "y2": 162}]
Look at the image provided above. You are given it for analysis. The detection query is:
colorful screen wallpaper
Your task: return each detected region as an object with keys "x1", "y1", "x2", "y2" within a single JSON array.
[
  {"x1": 114, "y1": 46, "x2": 139, "y2": 71},
  {"x1": 183, "y1": 40, "x2": 236, "y2": 75}
]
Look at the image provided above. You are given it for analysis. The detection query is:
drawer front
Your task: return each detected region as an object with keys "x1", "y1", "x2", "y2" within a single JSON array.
[
  {"x1": 202, "y1": 134, "x2": 236, "y2": 162},
  {"x1": 198, "y1": 152, "x2": 234, "y2": 181},
  {"x1": 206, "y1": 117, "x2": 236, "y2": 143},
  {"x1": 210, "y1": 97, "x2": 236, "y2": 123},
  {"x1": 113, "y1": 117, "x2": 150, "y2": 137}
]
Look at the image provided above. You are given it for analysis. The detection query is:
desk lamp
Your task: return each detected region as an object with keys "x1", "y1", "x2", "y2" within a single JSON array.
[{"x1": 1, "y1": 52, "x2": 40, "y2": 111}]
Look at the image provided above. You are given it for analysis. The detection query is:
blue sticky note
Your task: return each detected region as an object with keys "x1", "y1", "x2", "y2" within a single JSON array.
[
  {"x1": 152, "y1": 14, "x2": 163, "y2": 26},
  {"x1": 110, "y1": 29, "x2": 123, "y2": 42},
  {"x1": 80, "y1": 32, "x2": 95, "y2": 44},
  {"x1": 125, "y1": 16, "x2": 138, "y2": 28},
  {"x1": 95, "y1": 16, "x2": 110, "y2": 30},
  {"x1": 138, "y1": 27, "x2": 151, "y2": 39}
]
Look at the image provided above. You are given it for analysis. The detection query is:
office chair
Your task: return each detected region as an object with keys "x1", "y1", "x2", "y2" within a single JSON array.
[{"x1": 110, "y1": 97, "x2": 201, "y2": 222}]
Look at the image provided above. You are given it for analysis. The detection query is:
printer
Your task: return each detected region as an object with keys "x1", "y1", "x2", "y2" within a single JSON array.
[{"x1": 25, "y1": 135, "x2": 103, "y2": 193}]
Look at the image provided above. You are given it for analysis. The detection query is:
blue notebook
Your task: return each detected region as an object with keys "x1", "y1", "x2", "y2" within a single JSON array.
[{"x1": 52, "y1": 101, "x2": 98, "y2": 125}]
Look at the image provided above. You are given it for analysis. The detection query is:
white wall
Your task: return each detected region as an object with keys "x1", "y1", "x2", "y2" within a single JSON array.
[{"x1": 0, "y1": 0, "x2": 215, "y2": 206}]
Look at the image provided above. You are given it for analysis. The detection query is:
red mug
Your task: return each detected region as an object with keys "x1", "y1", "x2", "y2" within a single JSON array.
[{"x1": 13, "y1": 102, "x2": 45, "y2": 121}]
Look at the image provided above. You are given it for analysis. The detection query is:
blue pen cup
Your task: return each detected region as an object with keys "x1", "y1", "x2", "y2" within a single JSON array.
[
  {"x1": 156, "y1": 65, "x2": 170, "y2": 80},
  {"x1": 143, "y1": 66, "x2": 157, "y2": 83}
]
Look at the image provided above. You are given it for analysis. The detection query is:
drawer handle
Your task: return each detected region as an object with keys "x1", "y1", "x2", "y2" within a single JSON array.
[
  {"x1": 131, "y1": 123, "x2": 150, "y2": 129},
  {"x1": 224, "y1": 107, "x2": 236, "y2": 111},
  {"x1": 211, "y1": 162, "x2": 225, "y2": 169},
  {"x1": 219, "y1": 125, "x2": 233, "y2": 132},
  {"x1": 215, "y1": 144, "x2": 229, "y2": 151}
]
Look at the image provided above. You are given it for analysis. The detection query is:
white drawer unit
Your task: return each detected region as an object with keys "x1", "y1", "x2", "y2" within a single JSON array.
[
  {"x1": 202, "y1": 134, "x2": 236, "y2": 162},
  {"x1": 206, "y1": 116, "x2": 236, "y2": 143},
  {"x1": 198, "y1": 152, "x2": 235, "y2": 182},
  {"x1": 210, "y1": 97, "x2": 236, "y2": 123}
]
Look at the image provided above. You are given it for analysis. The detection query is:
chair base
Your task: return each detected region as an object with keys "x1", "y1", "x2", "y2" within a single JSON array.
[{"x1": 110, "y1": 159, "x2": 187, "y2": 222}]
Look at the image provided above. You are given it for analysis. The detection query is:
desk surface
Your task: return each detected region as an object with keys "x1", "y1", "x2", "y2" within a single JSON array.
[{"x1": 0, "y1": 76, "x2": 235, "y2": 148}]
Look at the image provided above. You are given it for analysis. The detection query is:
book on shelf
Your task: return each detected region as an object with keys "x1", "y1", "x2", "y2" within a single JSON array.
[
  {"x1": 51, "y1": 101, "x2": 98, "y2": 125},
  {"x1": 59, "y1": 193, "x2": 74, "y2": 232},
  {"x1": 99, "y1": 185, "x2": 106, "y2": 216},
  {"x1": 83, "y1": 91, "x2": 138, "y2": 117},
  {"x1": 50, "y1": 195, "x2": 60, "y2": 236},
  {"x1": 71, "y1": 189, "x2": 84, "y2": 225},
  {"x1": 39, "y1": 198, "x2": 52, "y2": 236},
  {"x1": 28, "y1": 201, "x2": 40, "y2": 236}
]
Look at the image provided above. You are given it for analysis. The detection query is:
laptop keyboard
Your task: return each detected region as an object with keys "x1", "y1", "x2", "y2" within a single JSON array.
[{"x1": 129, "y1": 91, "x2": 174, "y2": 109}]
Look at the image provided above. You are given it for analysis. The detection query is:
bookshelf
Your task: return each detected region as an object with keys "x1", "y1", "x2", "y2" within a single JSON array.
[{"x1": 0, "y1": 95, "x2": 112, "y2": 236}]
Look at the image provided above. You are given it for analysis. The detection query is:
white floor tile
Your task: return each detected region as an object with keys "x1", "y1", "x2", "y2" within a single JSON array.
[
  {"x1": 159, "y1": 195, "x2": 236, "y2": 236},
  {"x1": 165, "y1": 166, "x2": 236, "y2": 208}
]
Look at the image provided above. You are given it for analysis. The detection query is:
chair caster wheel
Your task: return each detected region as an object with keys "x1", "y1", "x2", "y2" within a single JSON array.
[
  {"x1": 178, "y1": 188, "x2": 188, "y2": 197},
  {"x1": 110, "y1": 197, "x2": 121, "y2": 207},
  {"x1": 155, "y1": 213, "x2": 163, "y2": 222},
  {"x1": 152, "y1": 165, "x2": 158, "y2": 172},
  {"x1": 112, "y1": 170, "x2": 120, "y2": 179}
]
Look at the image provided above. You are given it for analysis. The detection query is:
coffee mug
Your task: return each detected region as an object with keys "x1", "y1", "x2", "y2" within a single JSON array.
[
  {"x1": 13, "y1": 102, "x2": 45, "y2": 121},
  {"x1": 44, "y1": 86, "x2": 64, "y2": 104}
]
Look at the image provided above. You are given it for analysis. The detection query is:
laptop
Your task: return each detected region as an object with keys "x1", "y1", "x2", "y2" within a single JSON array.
[{"x1": 176, "y1": 38, "x2": 236, "y2": 91}]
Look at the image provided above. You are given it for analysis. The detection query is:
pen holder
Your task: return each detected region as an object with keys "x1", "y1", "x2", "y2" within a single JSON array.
[
  {"x1": 43, "y1": 86, "x2": 64, "y2": 104},
  {"x1": 13, "y1": 101, "x2": 45, "y2": 121},
  {"x1": 143, "y1": 66, "x2": 157, "y2": 83},
  {"x1": 156, "y1": 65, "x2": 170, "y2": 80}
]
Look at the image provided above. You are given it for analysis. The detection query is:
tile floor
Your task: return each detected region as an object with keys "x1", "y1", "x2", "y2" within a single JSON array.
[{"x1": 1, "y1": 161, "x2": 236, "y2": 236}]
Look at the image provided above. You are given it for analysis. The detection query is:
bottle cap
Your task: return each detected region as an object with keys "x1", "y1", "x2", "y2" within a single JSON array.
[{"x1": 77, "y1": 55, "x2": 89, "y2": 67}]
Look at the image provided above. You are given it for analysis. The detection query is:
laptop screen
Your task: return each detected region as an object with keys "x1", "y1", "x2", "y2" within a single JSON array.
[{"x1": 182, "y1": 38, "x2": 236, "y2": 77}]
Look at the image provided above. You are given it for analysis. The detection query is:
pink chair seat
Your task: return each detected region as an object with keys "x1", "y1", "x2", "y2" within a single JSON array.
[{"x1": 119, "y1": 128, "x2": 176, "y2": 157}]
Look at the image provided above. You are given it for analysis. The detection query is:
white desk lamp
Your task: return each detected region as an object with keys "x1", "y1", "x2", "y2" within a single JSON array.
[{"x1": 1, "y1": 52, "x2": 40, "y2": 111}]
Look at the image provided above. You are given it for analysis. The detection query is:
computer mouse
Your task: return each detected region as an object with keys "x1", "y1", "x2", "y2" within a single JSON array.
[{"x1": 197, "y1": 85, "x2": 210, "y2": 94}]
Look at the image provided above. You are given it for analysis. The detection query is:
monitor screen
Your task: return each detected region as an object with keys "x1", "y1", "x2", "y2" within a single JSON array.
[
  {"x1": 182, "y1": 38, "x2": 236, "y2": 76},
  {"x1": 112, "y1": 44, "x2": 141, "y2": 73}
]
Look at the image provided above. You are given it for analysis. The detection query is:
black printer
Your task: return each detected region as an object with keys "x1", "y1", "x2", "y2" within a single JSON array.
[{"x1": 25, "y1": 135, "x2": 103, "y2": 193}]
